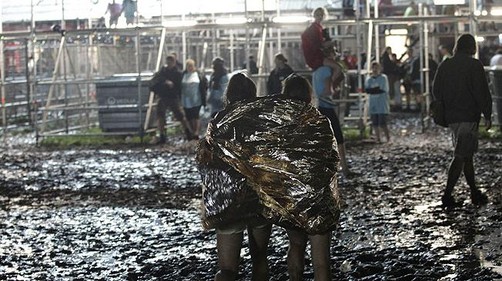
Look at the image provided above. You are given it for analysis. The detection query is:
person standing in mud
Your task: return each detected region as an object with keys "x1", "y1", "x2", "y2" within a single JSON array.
[
  {"x1": 432, "y1": 33, "x2": 492, "y2": 207},
  {"x1": 207, "y1": 57, "x2": 229, "y2": 117},
  {"x1": 266, "y1": 53, "x2": 294, "y2": 95},
  {"x1": 281, "y1": 74, "x2": 339, "y2": 281},
  {"x1": 149, "y1": 55, "x2": 196, "y2": 143},
  {"x1": 312, "y1": 45, "x2": 351, "y2": 177},
  {"x1": 181, "y1": 59, "x2": 208, "y2": 138},
  {"x1": 365, "y1": 61, "x2": 391, "y2": 143},
  {"x1": 197, "y1": 73, "x2": 272, "y2": 281}
]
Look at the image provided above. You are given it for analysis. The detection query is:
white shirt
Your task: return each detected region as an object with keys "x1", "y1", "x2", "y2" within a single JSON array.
[{"x1": 490, "y1": 54, "x2": 502, "y2": 66}]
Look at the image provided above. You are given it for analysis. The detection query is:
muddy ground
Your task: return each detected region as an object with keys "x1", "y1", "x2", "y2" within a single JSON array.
[{"x1": 0, "y1": 114, "x2": 501, "y2": 281}]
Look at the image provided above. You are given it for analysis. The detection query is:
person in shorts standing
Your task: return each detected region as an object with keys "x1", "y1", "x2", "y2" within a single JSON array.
[
  {"x1": 432, "y1": 33, "x2": 492, "y2": 207},
  {"x1": 365, "y1": 61, "x2": 391, "y2": 143}
]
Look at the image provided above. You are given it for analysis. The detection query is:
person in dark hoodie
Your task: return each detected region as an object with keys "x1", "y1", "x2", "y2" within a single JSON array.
[
  {"x1": 432, "y1": 33, "x2": 492, "y2": 208},
  {"x1": 266, "y1": 53, "x2": 294, "y2": 95}
]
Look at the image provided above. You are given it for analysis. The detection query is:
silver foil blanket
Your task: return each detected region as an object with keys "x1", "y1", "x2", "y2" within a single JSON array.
[{"x1": 197, "y1": 96, "x2": 341, "y2": 234}]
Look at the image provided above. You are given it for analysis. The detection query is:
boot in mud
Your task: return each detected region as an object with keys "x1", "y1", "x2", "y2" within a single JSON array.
[
  {"x1": 184, "y1": 128, "x2": 199, "y2": 141},
  {"x1": 471, "y1": 190, "x2": 488, "y2": 206},
  {"x1": 157, "y1": 134, "x2": 167, "y2": 145},
  {"x1": 441, "y1": 194, "x2": 459, "y2": 208}
]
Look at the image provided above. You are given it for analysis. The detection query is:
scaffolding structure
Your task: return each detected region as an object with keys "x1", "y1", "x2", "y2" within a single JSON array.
[{"x1": 1, "y1": 1, "x2": 501, "y2": 142}]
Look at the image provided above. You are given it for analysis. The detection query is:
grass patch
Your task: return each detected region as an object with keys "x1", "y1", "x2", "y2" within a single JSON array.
[
  {"x1": 479, "y1": 125, "x2": 502, "y2": 139},
  {"x1": 343, "y1": 127, "x2": 370, "y2": 141},
  {"x1": 39, "y1": 127, "x2": 156, "y2": 147}
]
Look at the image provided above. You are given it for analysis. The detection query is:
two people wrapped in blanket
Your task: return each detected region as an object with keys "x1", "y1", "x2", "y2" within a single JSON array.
[{"x1": 196, "y1": 72, "x2": 342, "y2": 281}]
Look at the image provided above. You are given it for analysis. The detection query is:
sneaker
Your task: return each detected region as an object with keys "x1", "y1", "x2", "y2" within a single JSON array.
[
  {"x1": 471, "y1": 190, "x2": 488, "y2": 205},
  {"x1": 441, "y1": 194, "x2": 457, "y2": 208}
]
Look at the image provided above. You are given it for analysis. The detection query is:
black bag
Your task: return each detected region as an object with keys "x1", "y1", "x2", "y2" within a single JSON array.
[{"x1": 430, "y1": 99, "x2": 448, "y2": 127}]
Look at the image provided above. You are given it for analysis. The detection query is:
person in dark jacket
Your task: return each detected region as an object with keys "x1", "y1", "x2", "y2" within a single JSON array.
[
  {"x1": 266, "y1": 53, "x2": 294, "y2": 95},
  {"x1": 149, "y1": 55, "x2": 196, "y2": 143},
  {"x1": 432, "y1": 33, "x2": 492, "y2": 207}
]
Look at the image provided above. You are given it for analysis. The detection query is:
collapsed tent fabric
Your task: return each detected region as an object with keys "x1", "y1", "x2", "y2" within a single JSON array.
[{"x1": 196, "y1": 96, "x2": 341, "y2": 234}]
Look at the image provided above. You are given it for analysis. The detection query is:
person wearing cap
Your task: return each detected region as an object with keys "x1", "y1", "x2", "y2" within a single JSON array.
[
  {"x1": 207, "y1": 57, "x2": 230, "y2": 117},
  {"x1": 266, "y1": 53, "x2": 295, "y2": 95}
]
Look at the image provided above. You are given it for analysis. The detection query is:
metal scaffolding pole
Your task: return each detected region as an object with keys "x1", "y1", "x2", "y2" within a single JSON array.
[
  {"x1": 144, "y1": 28, "x2": 166, "y2": 131},
  {"x1": 0, "y1": 1, "x2": 5, "y2": 139}
]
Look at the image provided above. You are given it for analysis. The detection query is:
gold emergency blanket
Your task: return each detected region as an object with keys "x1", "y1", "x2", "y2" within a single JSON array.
[{"x1": 197, "y1": 96, "x2": 341, "y2": 234}]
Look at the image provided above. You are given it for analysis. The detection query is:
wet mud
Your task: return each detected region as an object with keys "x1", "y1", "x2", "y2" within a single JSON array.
[{"x1": 1, "y1": 115, "x2": 501, "y2": 280}]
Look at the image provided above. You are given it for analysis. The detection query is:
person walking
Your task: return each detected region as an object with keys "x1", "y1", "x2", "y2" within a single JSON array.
[
  {"x1": 490, "y1": 48, "x2": 502, "y2": 66},
  {"x1": 149, "y1": 55, "x2": 196, "y2": 143},
  {"x1": 266, "y1": 53, "x2": 294, "y2": 95},
  {"x1": 181, "y1": 59, "x2": 208, "y2": 138},
  {"x1": 432, "y1": 33, "x2": 492, "y2": 207}
]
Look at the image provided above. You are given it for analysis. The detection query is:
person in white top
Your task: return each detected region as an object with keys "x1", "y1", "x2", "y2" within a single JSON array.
[{"x1": 490, "y1": 49, "x2": 502, "y2": 66}]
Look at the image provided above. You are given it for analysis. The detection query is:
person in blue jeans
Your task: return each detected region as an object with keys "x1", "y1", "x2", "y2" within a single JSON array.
[{"x1": 365, "y1": 61, "x2": 391, "y2": 143}]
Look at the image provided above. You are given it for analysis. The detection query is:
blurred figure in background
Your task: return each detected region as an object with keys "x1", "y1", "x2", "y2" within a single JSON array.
[
  {"x1": 181, "y1": 59, "x2": 208, "y2": 138},
  {"x1": 490, "y1": 48, "x2": 502, "y2": 66},
  {"x1": 266, "y1": 53, "x2": 294, "y2": 95},
  {"x1": 438, "y1": 45, "x2": 452, "y2": 63},
  {"x1": 105, "y1": 0, "x2": 122, "y2": 27},
  {"x1": 149, "y1": 55, "x2": 196, "y2": 143},
  {"x1": 121, "y1": 0, "x2": 137, "y2": 26},
  {"x1": 242, "y1": 55, "x2": 259, "y2": 75},
  {"x1": 207, "y1": 57, "x2": 229, "y2": 117}
]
